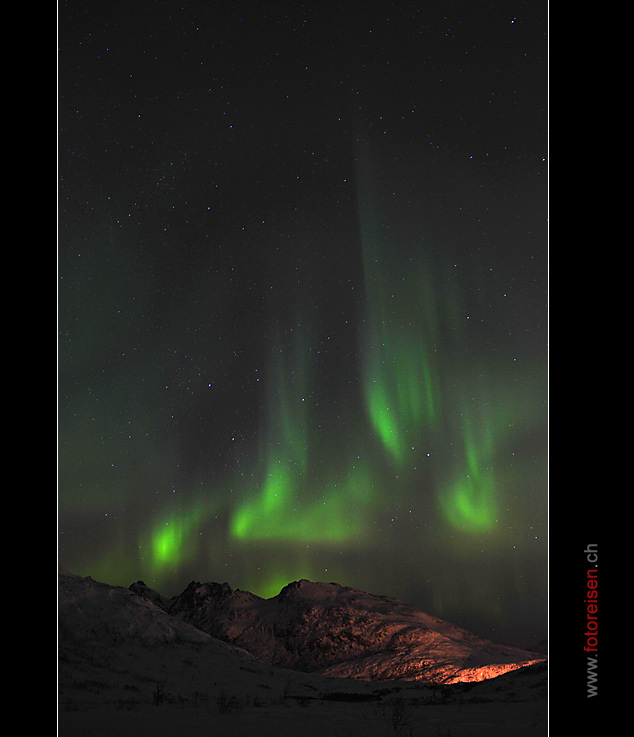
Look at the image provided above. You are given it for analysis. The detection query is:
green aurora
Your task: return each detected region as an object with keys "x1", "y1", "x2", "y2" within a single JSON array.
[
  {"x1": 58, "y1": 2, "x2": 547, "y2": 648},
  {"x1": 103, "y1": 153, "x2": 544, "y2": 599}
]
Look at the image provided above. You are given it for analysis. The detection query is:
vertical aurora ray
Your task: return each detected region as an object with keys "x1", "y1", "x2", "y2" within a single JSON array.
[
  {"x1": 351, "y1": 140, "x2": 543, "y2": 542},
  {"x1": 435, "y1": 364, "x2": 547, "y2": 540},
  {"x1": 439, "y1": 407, "x2": 498, "y2": 534},
  {"x1": 363, "y1": 314, "x2": 439, "y2": 465},
  {"x1": 355, "y1": 146, "x2": 441, "y2": 467},
  {"x1": 229, "y1": 327, "x2": 374, "y2": 545},
  {"x1": 230, "y1": 329, "x2": 310, "y2": 542}
]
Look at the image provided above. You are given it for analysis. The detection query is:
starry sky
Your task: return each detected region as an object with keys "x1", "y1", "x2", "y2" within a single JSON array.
[{"x1": 58, "y1": 0, "x2": 548, "y2": 649}]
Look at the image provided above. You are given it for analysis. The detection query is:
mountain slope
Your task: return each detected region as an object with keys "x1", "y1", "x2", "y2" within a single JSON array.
[{"x1": 164, "y1": 577, "x2": 545, "y2": 684}]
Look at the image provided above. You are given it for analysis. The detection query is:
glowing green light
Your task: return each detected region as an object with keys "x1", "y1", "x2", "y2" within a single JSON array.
[
  {"x1": 152, "y1": 521, "x2": 184, "y2": 565},
  {"x1": 365, "y1": 380, "x2": 403, "y2": 461},
  {"x1": 251, "y1": 574, "x2": 299, "y2": 599},
  {"x1": 353, "y1": 146, "x2": 444, "y2": 465},
  {"x1": 442, "y1": 469, "x2": 497, "y2": 533},
  {"x1": 240, "y1": 564, "x2": 319, "y2": 600},
  {"x1": 229, "y1": 322, "x2": 377, "y2": 545},
  {"x1": 440, "y1": 411, "x2": 498, "y2": 533},
  {"x1": 143, "y1": 502, "x2": 208, "y2": 573},
  {"x1": 363, "y1": 322, "x2": 438, "y2": 464},
  {"x1": 230, "y1": 455, "x2": 370, "y2": 543},
  {"x1": 358, "y1": 245, "x2": 440, "y2": 464}
]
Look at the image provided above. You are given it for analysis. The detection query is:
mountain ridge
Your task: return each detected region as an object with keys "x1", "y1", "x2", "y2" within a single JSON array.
[{"x1": 125, "y1": 574, "x2": 545, "y2": 684}]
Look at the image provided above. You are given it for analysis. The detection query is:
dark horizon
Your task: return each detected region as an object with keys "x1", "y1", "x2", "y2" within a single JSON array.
[{"x1": 58, "y1": 0, "x2": 548, "y2": 653}]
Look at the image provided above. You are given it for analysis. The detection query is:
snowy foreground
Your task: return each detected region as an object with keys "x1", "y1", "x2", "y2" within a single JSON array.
[{"x1": 58, "y1": 569, "x2": 547, "y2": 736}]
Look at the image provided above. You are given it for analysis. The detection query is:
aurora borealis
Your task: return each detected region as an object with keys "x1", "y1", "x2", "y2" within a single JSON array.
[{"x1": 58, "y1": 1, "x2": 547, "y2": 648}]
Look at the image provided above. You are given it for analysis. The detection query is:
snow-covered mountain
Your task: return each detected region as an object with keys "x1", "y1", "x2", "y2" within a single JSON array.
[
  {"x1": 58, "y1": 568, "x2": 548, "y2": 736},
  {"x1": 58, "y1": 568, "x2": 334, "y2": 708},
  {"x1": 150, "y1": 577, "x2": 544, "y2": 684}
]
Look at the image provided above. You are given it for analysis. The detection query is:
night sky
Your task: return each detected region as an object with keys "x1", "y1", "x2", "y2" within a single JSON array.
[{"x1": 58, "y1": 0, "x2": 548, "y2": 649}]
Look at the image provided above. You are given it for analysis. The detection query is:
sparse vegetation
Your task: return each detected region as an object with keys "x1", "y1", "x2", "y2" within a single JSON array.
[
  {"x1": 215, "y1": 689, "x2": 244, "y2": 714},
  {"x1": 152, "y1": 680, "x2": 167, "y2": 706},
  {"x1": 383, "y1": 695, "x2": 414, "y2": 734}
]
